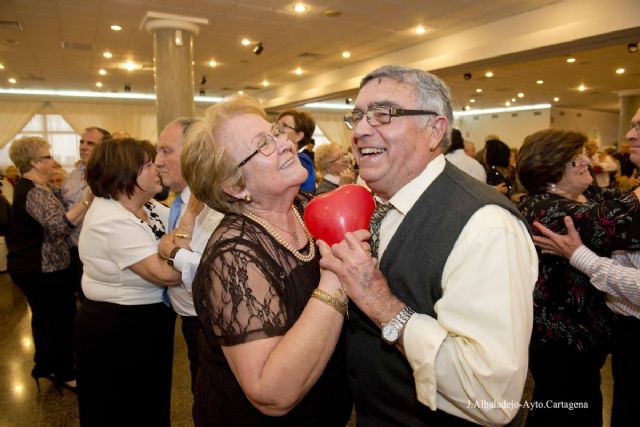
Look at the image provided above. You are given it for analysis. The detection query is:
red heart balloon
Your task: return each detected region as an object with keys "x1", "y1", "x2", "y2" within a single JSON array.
[{"x1": 304, "y1": 184, "x2": 375, "y2": 246}]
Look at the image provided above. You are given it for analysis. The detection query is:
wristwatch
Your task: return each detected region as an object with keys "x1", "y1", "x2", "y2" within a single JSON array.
[
  {"x1": 381, "y1": 306, "x2": 416, "y2": 345},
  {"x1": 166, "y1": 246, "x2": 181, "y2": 267}
]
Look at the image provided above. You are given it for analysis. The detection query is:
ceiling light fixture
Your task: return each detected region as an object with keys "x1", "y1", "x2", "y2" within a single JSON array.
[
  {"x1": 103, "y1": 51, "x2": 113, "y2": 58},
  {"x1": 8, "y1": 78, "x2": 16, "y2": 84},
  {"x1": 262, "y1": 80, "x2": 269, "y2": 87},
  {"x1": 0, "y1": 87, "x2": 223, "y2": 103},
  {"x1": 505, "y1": 101, "x2": 511, "y2": 106},
  {"x1": 238, "y1": 90, "x2": 244, "y2": 95},
  {"x1": 95, "y1": 82, "x2": 103, "y2": 88},
  {"x1": 110, "y1": 24, "x2": 122, "y2": 31},
  {"x1": 342, "y1": 51, "x2": 351, "y2": 59},
  {"x1": 120, "y1": 60, "x2": 142, "y2": 71},
  {"x1": 616, "y1": 67, "x2": 625, "y2": 74},
  {"x1": 511, "y1": 98, "x2": 516, "y2": 102},
  {"x1": 469, "y1": 99, "x2": 476, "y2": 103},
  {"x1": 517, "y1": 92, "x2": 525, "y2": 98},
  {"x1": 536, "y1": 80, "x2": 544, "y2": 84},
  {"x1": 415, "y1": 25, "x2": 426, "y2": 35},
  {"x1": 293, "y1": 3, "x2": 308, "y2": 13},
  {"x1": 241, "y1": 38, "x2": 251, "y2": 46},
  {"x1": 627, "y1": 42, "x2": 638, "y2": 53},
  {"x1": 98, "y1": 69, "x2": 107, "y2": 75},
  {"x1": 553, "y1": 97, "x2": 560, "y2": 102},
  {"x1": 0, "y1": 63, "x2": 5, "y2": 70},
  {"x1": 294, "y1": 67, "x2": 303, "y2": 75},
  {"x1": 464, "y1": 105, "x2": 470, "y2": 111},
  {"x1": 566, "y1": 57, "x2": 576, "y2": 63},
  {"x1": 485, "y1": 71, "x2": 494, "y2": 78},
  {"x1": 252, "y1": 42, "x2": 264, "y2": 55},
  {"x1": 475, "y1": 88, "x2": 482, "y2": 93},
  {"x1": 208, "y1": 59, "x2": 217, "y2": 68},
  {"x1": 578, "y1": 83, "x2": 586, "y2": 91}
]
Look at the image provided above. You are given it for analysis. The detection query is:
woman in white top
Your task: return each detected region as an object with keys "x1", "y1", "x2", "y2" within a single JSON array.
[{"x1": 75, "y1": 138, "x2": 181, "y2": 427}]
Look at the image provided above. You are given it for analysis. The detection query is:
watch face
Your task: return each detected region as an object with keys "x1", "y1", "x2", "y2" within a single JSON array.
[{"x1": 382, "y1": 323, "x2": 400, "y2": 344}]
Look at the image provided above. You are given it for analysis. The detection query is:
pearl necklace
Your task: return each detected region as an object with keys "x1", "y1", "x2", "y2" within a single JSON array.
[{"x1": 243, "y1": 206, "x2": 315, "y2": 263}]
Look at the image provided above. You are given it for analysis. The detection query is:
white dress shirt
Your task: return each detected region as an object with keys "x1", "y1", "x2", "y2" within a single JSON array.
[
  {"x1": 445, "y1": 149, "x2": 487, "y2": 183},
  {"x1": 61, "y1": 163, "x2": 89, "y2": 246},
  {"x1": 570, "y1": 245, "x2": 640, "y2": 319},
  {"x1": 378, "y1": 154, "x2": 538, "y2": 426},
  {"x1": 168, "y1": 187, "x2": 224, "y2": 316}
]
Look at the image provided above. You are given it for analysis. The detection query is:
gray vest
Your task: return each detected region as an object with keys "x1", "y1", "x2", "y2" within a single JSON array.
[{"x1": 347, "y1": 162, "x2": 524, "y2": 426}]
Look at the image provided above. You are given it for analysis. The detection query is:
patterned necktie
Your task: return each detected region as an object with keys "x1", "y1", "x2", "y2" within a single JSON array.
[
  {"x1": 168, "y1": 193, "x2": 182, "y2": 232},
  {"x1": 369, "y1": 202, "x2": 392, "y2": 259}
]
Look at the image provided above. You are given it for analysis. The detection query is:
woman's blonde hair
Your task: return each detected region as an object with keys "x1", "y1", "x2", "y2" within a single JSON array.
[
  {"x1": 182, "y1": 94, "x2": 267, "y2": 214},
  {"x1": 9, "y1": 136, "x2": 50, "y2": 174}
]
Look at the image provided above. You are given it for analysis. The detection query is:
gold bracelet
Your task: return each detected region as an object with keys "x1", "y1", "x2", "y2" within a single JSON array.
[{"x1": 311, "y1": 288, "x2": 348, "y2": 318}]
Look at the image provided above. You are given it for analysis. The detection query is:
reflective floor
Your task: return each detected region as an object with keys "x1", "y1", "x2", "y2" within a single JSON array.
[
  {"x1": 0, "y1": 272, "x2": 194, "y2": 427},
  {"x1": 0, "y1": 271, "x2": 613, "y2": 427}
]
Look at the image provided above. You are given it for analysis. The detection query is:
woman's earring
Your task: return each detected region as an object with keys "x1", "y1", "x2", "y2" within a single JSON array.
[
  {"x1": 548, "y1": 183, "x2": 557, "y2": 192},
  {"x1": 244, "y1": 194, "x2": 252, "y2": 203}
]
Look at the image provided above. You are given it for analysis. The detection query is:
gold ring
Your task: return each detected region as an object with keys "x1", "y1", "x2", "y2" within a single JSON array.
[{"x1": 175, "y1": 233, "x2": 191, "y2": 239}]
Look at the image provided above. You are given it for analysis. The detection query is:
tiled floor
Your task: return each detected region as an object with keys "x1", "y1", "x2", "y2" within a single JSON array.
[{"x1": 0, "y1": 272, "x2": 613, "y2": 427}]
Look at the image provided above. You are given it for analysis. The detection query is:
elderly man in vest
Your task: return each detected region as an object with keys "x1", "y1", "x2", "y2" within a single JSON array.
[{"x1": 319, "y1": 65, "x2": 538, "y2": 426}]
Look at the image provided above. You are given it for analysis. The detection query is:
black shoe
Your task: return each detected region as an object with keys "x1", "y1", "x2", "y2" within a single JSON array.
[{"x1": 31, "y1": 370, "x2": 60, "y2": 395}]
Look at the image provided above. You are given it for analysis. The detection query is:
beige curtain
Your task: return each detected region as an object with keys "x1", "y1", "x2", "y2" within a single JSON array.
[
  {"x1": 0, "y1": 101, "x2": 45, "y2": 147},
  {"x1": 313, "y1": 112, "x2": 352, "y2": 149},
  {"x1": 51, "y1": 101, "x2": 158, "y2": 142}
]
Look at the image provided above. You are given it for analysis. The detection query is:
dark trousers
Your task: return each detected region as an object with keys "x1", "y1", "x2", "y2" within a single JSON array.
[
  {"x1": 181, "y1": 315, "x2": 201, "y2": 393},
  {"x1": 527, "y1": 343, "x2": 607, "y2": 427},
  {"x1": 69, "y1": 246, "x2": 85, "y2": 301},
  {"x1": 10, "y1": 268, "x2": 76, "y2": 381},
  {"x1": 611, "y1": 315, "x2": 640, "y2": 427},
  {"x1": 75, "y1": 299, "x2": 176, "y2": 427}
]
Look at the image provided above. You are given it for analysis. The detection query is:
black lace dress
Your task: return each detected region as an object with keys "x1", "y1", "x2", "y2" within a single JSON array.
[{"x1": 192, "y1": 203, "x2": 352, "y2": 426}]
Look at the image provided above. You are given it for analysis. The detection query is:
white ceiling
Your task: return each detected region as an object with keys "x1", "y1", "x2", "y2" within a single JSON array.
[{"x1": 0, "y1": 0, "x2": 638, "y2": 112}]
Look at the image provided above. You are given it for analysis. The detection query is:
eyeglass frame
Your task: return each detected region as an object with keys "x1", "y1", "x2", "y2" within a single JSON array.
[
  {"x1": 237, "y1": 122, "x2": 287, "y2": 168},
  {"x1": 629, "y1": 121, "x2": 640, "y2": 134},
  {"x1": 38, "y1": 155, "x2": 53, "y2": 160},
  {"x1": 343, "y1": 105, "x2": 439, "y2": 130},
  {"x1": 566, "y1": 147, "x2": 588, "y2": 168}
]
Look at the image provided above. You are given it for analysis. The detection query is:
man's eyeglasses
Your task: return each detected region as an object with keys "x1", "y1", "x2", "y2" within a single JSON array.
[
  {"x1": 38, "y1": 155, "x2": 53, "y2": 160},
  {"x1": 237, "y1": 123, "x2": 288, "y2": 168},
  {"x1": 630, "y1": 122, "x2": 640, "y2": 134},
  {"x1": 344, "y1": 106, "x2": 438, "y2": 130}
]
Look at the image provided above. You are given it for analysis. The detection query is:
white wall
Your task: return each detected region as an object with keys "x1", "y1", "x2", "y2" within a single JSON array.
[
  {"x1": 454, "y1": 109, "x2": 550, "y2": 150},
  {"x1": 550, "y1": 108, "x2": 619, "y2": 148}
]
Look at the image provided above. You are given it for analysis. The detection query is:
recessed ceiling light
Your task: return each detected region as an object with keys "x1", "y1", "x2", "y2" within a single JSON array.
[
  {"x1": 120, "y1": 60, "x2": 142, "y2": 71},
  {"x1": 8, "y1": 78, "x2": 16, "y2": 84},
  {"x1": 208, "y1": 59, "x2": 217, "y2": 68},
  {"x1": 342, "y1": 51, "x2": 351, "y2": 59},
  {"x1": 578, "y1": 83, "x2": 586, "y2": 91},
  {"x1": 0, "y1": 63, "x2": 5, "y2": 70},
  {"x1": 536, "y1": 80, "x2": 544, "y2": 84},
  {"x1": 415, "y1": 25, "x2": 426, "y2": 35},
  {"x1": 475, "y1": 88, "x2": 483, "y2": 93},
  {"x1": 294, "y1": 67, "x2": 303, "y2": 75},
  {"x1": 95, "y1": 82, "x2": 103, "y2": 88},
  {"x1": 98, "y1": 69, "x2": 107, "y2": 75},
  {"x1": 566, "y1": 57, "x2": 576, "y2": 63},
  {"x1": 110, "y1": 24, "x2": 122, "y2": 31},
  {"x1": 505, "y1": 101, "x2": 511, "y2": 106},
  {"x1": 241, "y1": 38, "x2": 251, "y2": 46},
  {"x1": 517, "y1": 92, "x2": 525, "y2": 98},
  {"x1": 616, "y1": 67, "x2": 625, "y2": 74},
  {"x1": 103, "y1": 51, "x2": 113, "y2": 58},
  {"x1": 485, "y1": 71, "x2": 494, "y2": 78},
  {"x1": 238, "y1": 90, "x2": 244, "y2": 95},
  {"x1": 464, "y1": 105, "x2": 470, "y2": 111},
  {"x1": 262, "y1": 79, "x2": 269, "y2": 87},
  {"x1": 553, "y1": 97, "x2": 560, "y2": 102},
  {"x1": 511, "y1": 98, "x2": 516, "y2": 102},
  {"x1": 293, "y1": 3, "x2": 308, "y2": 13},
  {"x1": 469, "y1": 99, "x2": 476, "y2": 103}
]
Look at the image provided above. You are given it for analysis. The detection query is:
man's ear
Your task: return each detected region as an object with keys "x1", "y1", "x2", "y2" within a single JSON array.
[{"x1": 427, "y1": 116, "x2": 448, "y2": 150}]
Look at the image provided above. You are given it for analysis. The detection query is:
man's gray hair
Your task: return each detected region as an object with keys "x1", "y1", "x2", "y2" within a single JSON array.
[
  {"x1": 167, "y1": 117, "x2": 199, "y2": 138},
  {"x1": 360, "y1": 65, "x2": 453, "y2": 151}
]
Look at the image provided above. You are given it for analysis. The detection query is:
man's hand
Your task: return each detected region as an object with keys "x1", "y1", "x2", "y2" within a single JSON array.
[
  {"x1": 532, "y1": 216, "x2": 583, "y2": 259},
  {"x1": 318, "y1": 229, "x2": 404, "y2": 325},
  {"x1": 495, "y1": 183, "x2": 508, "y2": 194},
  {"x1": 158, "y1": 233, "x2": 176, "y2": 259}
]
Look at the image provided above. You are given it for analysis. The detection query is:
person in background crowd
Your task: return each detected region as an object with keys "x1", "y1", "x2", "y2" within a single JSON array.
[
  {"x1": 62, "y1": 126, "x2": 111, "y2": 301},
  {"x1": 585, "y1": 139, "x2": 617, "y2": 188},
  {"x1": 484, "y1": 138, "x2": 514, "y2": 198},
  {"x1": 7, "y1": 136, "x2": 92, "y2": 394},
  {"x1": 445, "y1": 128, "x2": 486, "y2": 182},
  {"x1": 517, "y1": 129, "x2": 640, "y2": 427},
  {"x1": 322, "y1": 64, "x2": 536, "y2": 426},
  {"x1": 315, "y1": 142, "x2": 355, "y2": 194},
  {"x1": 463, "y1": 139, "x2": 477, "y2": 158},
  {"x1": 182, "y1": 94, "x2": 352, "y2": 426},
  {"x1": 276, "y1": 109, "x2": 317, "y2": 193},
  {"x1": 75, "y1": 138, "x2": 181, "y2": 426}
]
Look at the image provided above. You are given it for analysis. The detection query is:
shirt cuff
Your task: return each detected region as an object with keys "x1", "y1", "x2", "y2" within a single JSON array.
[
  {"x1": 402, "y1": 313, "x2": 448, "y2": 410},
  {"x1": 569, "y1": 245, "x2": 599, "y2": 276}
]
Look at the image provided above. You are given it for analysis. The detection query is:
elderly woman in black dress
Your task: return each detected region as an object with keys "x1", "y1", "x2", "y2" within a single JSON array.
[
  {"x1": 182, "y1": 95, "x2": 353, "y2": 426},
  {"x1": 516, "y1": 129, "x2": 640, "y2": 427}
]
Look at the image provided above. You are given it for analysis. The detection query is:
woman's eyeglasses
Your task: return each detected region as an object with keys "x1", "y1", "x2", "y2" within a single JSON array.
[
  {"x1": 237, "y1": 123, "x2": 288, "y2": 168},
  {"x1": 567, "y1": 148, "x2": 588, "y2": 168}
]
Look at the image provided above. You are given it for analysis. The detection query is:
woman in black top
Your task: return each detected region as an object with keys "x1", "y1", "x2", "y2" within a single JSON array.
[
  {"x1": 183, "y1": 95, "x2": 353, "y2": 426},
  {"x1": 6, "y1": 136, "x2": 92, "y2": 392}
]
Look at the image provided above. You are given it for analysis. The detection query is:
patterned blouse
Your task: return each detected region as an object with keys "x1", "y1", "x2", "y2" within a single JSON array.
[{"x1": 518, "y1": 186, "x2": 640, "y2": 353}]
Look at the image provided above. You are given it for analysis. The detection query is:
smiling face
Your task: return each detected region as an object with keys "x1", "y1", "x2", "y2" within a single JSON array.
[
  {"x1": 626, "y1": 108, "x2": 640, "y2": 166},
  {"x1": 155, "y1": 122, "x2": 187, "y2": 192},
  {"x1": 556, "y1": 149, "x2": 593, "y2": 194},
  {"x1": 351, "y1": 77, "x2": 446, "y2": 200},
  {"x1": 218, "y1": 113, "x2": 307, "y2": 203}
]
